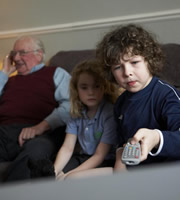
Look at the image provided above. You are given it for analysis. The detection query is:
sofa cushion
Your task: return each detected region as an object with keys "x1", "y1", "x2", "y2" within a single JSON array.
[
  {"x1": 48, "y1": 49, "x2": 95, "y2": 74},
  {"x1": 158, "y1": 43, "x2": 180, "y2": 89}
]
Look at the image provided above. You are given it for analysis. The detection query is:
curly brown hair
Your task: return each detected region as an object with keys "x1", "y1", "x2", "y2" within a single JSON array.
[
  {"x1": 70, "y1": 59, "x2": 120, "y2": 118},
  {"x1": 96, "y1": 24, "x2": 164, "y2": 81}
]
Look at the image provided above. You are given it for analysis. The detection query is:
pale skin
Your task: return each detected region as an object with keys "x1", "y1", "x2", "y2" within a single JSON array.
[
  {"x1": 65, "y1": 146, "x2": 127, "y2": 180},
  {"x1": 54, "y1": 73, "x2": 112, "y2": 180},
  {"x1": 65, "y1": 148, "x2": 125, "y2": 180},
  {"x1": 2, "y1": 37, "x2": 50, "y2": 147}
]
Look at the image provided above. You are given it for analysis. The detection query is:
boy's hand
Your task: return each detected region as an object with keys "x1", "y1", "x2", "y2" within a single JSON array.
[{"x1": 131, "y1": 128, "x2": 160, "y2": 161}]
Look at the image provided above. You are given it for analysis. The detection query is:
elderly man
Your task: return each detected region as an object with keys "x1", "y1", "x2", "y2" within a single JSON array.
[{"x1": 0, "y1": 36, "x2": 70, "y2": 182}]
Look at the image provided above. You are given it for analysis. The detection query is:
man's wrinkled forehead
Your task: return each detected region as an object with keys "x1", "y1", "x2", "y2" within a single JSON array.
[{"x1": 13, "y1": 38, "x2": 34, "y2": 51}]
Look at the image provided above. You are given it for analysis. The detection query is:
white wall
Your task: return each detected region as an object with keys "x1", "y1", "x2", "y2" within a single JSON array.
[{"x1": 0, "y1": 0, "x2": 180, "y2": 63}]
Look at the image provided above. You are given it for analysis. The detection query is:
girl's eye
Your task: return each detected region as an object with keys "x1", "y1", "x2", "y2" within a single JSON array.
[
  {"x1": 80, "y1": 86, "x2": 87, "y2": 90},
  {"x1": 95, "y1": 85, "x2": 100, "y2": 88}
]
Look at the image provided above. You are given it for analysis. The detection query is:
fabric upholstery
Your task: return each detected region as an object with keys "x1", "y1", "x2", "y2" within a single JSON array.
[
  {"x1": 48, "y1": 44, "x2": 180, "y2": 89},
  {"x1": 159, "y1": 44, "x2": 180, "y2": 89},
  {"x1": 49, "y1": 49, "x2": 95, "y2": 74}
]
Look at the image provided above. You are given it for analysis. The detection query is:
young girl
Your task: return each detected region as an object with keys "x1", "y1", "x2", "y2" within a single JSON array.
[
  {"x1": 96, "y1": 24, "x2": 180, "y2": 171},
  {"x1": 54, "y1": 59, "x2": 120, "y2": 179}
]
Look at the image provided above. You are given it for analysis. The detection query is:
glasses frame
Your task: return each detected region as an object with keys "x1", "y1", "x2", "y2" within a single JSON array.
[{"x1": 10, "y1": 50, "x2": 39, "y2": 57}]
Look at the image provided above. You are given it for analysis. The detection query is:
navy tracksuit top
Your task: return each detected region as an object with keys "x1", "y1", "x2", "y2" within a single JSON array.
[{"x1": 114, "y1": 77, "x2": 180, "y2": 164}]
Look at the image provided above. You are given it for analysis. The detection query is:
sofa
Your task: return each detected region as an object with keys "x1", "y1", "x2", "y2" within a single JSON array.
[
  {"x1": 0, "y1": 43, "x2": 179, "y2": 182},
  {"x1": 48, "y1": 43, "x2": 180, "y2": 90}
]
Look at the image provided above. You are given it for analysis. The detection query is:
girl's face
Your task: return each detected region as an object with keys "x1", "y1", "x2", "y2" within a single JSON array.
[
  {"x1": 77, "y1": 72, "x2": 104, "y2": 111},
  {"x1": 111, "y1": 54, "x2": 152, "y2": 93}
]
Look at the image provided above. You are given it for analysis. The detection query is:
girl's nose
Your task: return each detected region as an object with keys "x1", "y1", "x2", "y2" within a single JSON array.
[{"x1": 88, "y1": 88, "x2": 94, "y2": 95}]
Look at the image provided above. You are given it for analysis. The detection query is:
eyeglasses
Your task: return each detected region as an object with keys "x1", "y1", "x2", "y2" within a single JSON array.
[{"x1": 10, "y1": 50, "x2": 39, "y2": 57}]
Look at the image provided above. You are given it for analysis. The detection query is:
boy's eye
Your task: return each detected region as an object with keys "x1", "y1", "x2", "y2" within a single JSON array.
[
  {"x1": 131, "y1": 61, "x2": 140, "y2": 65},
  {"x1": 113, "y1": 65, "x2": 121, "y2": 70}
]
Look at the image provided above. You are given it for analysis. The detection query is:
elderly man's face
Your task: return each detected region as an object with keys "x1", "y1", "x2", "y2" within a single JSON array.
[{"x1": 12, "y1": 38, "x2": 43, "y2": 75}]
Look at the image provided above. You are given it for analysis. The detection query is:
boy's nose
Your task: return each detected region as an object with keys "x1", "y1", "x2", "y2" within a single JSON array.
[{"x1": 124, "y1": 65, "x2": 132, "y2": 77}]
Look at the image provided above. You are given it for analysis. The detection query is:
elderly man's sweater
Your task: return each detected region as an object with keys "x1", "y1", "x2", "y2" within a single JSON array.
[{"x1": 0, "y1": 66, "x2": 58, "y2": 125}]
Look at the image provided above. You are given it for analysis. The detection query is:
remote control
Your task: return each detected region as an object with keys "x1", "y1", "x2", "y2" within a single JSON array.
[{"x1": 121, "y1": 138, "x2": 141, "y2": 165}]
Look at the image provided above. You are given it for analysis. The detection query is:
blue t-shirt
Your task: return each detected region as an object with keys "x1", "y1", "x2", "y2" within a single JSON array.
[
  {"x1": 115, "y1": 76, "x2": 180, "y2": 162},
  {"x1": 66, "y1": 100, "x2": 118, "y2": 159}
]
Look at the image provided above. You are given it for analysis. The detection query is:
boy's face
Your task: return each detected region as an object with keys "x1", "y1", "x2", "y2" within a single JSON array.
[{"x1": 111, "y1": 54, "x2": 152, "y2": 93}]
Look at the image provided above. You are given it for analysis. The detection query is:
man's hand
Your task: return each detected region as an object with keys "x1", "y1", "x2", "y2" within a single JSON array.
[
  {"x1": 18, "y1": 120, "x2": 51, "y2": 147},
  {"x1": 2, "y1": 54, "x2": 16, "y2": 76},
  {"x1": 131, "y1": 128, "x2": 160, "y2": 161}
]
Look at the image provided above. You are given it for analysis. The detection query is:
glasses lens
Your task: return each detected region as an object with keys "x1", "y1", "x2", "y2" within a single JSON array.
[
  {"x1": 18, "y1": 50, "x2": 26, "y2": 56},
  {"x1": 10, "y1": 50, "x2": 31, "y2": 57},
  {"x1": 10, "y1": 50, "x2": 38, "y2": 57}
]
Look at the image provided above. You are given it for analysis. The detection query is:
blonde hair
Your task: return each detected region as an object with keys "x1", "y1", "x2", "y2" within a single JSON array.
[{"x1": 70, "y1": 59, "x2": 120, "y2": 118}]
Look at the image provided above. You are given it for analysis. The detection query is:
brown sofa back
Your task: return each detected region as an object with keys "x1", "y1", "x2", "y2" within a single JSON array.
[
  {"x1": 48, "y1": 44, "x2": 180, "y2": 89},
  {"x1": 160, "y1": 44, "x2": 180, "y2": 89},
  {"x1": 49, "y1": 49, "x2": 95, "y2": 74}
]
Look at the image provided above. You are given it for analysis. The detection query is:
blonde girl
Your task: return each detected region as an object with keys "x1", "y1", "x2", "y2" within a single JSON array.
[{"x1": 54, "y1": 59, "x2": 119, "y2": 180}]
